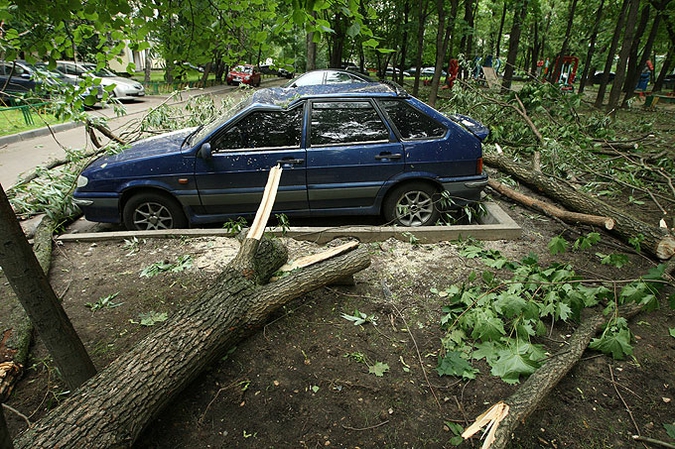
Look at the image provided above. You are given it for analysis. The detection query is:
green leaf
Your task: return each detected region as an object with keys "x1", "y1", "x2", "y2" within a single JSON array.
[
  {"x1": 138, "y1": 311, "x2": 168, "y2": 327},
  {"x1": 664, "y1": 423, "x2": 675, "y2": 439},
  {"x1": 470, "y1": 314, "x2": 506, "y2": 341},
  {"x1": 368, "y1": 362, "x2": 389, "y2": 377},
  {"x1": 548, "y1": 236, "x2": 568, "y2": 255},
  {"x1": 490, "y1": 347, "x2": 540, "y2": 384},
  {"x1": 436, "y1": 351, "x2": 479, "y2": 379},
  {"x1": 589, "y1": 323, "x2": 633, "y2": 359},
  {"x1": 669, "y1": 328, "x2": 675, "y2": 339}
]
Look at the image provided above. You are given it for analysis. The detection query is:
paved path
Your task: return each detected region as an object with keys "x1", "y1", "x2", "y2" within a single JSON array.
[{"x1": 0, "y1": 79, "x2": 284, "y2": 188}]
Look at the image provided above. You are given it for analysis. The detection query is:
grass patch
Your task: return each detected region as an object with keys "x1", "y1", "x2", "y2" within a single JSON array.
[{"x1": 0, "y1": 106, "x2": 66, "y2": 137}]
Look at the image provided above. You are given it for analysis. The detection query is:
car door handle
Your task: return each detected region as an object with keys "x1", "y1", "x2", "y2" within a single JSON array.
[
  {"x1": 375, "y1": 152, "x2": 402, "y2": 160},
  {"x1": 277, "y1": 158, "x2": 305, "y2": 165}
]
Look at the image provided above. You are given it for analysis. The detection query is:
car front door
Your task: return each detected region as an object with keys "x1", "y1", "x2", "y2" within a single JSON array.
[
  {"x1": 306, "y1": 100, "x2": 404, "y2": 210},
  {"x1": 193, "y1": 105, "x2": 308, "y2": 217}
]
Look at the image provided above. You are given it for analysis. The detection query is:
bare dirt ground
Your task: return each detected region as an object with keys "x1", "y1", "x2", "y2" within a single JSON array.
[{"x1": 2, "y1": 189, "x2": 674, "y2": 448}]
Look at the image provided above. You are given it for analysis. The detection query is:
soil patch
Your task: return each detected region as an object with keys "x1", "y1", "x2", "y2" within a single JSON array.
[{"x1": 2, "y1": 195, "x2": 674, "y2": 448}]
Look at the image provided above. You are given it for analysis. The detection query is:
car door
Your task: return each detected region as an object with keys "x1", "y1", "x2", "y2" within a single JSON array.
[
  {"x1": 306, "y1": 99, "x2": 404, "y2": 210},
  {"x1": 193, "y1": 105, "x2": 308, "y2": 217}
]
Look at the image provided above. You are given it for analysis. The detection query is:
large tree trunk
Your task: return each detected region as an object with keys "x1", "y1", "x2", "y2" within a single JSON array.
[
  {"x1": 0, "y1": 186, "x2": 96, "y2": 392},
  {"x1": 13, "y1": 235, "x2": 370, "y2": 448},
  {"x1": 484, "y1": 153, "x2": 675, "y2": 260},
  {"x1": 501, "y1": 0, "x2": 529, "y2": 90}
]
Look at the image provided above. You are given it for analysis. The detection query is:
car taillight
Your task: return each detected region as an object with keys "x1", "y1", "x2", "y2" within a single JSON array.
[{"x1": 476, "y1": 157, "x2": 483, "y2": 175}]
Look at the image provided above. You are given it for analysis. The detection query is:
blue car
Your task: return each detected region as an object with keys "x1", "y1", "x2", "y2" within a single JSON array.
[{"x1": 73, "y1": 82, "x2": 489, "y2": 230}]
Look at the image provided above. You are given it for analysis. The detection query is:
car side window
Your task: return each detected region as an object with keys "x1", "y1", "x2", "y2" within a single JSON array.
[
  {"x1": 310, "y1": 101, "x2": 389, "y2": 146},
  {"x1": 211, "y1": 106, "x2": 303, "y2": 152},
  {"x1": 378, "y1": 99, "x2": 446, "y2": 140}
]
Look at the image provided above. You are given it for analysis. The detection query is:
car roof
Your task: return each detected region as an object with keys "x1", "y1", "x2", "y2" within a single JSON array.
[{"x1": 249, "y1": 82, "x2": 408, "y2": 108}]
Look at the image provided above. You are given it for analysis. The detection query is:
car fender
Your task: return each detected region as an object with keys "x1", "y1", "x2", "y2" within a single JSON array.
[
  {"x1": 373, "y1": 172, "x2": 444, "y2": 208},
  {"x1": 117, "y1": 179, "x2": 200, "y2": 212}
]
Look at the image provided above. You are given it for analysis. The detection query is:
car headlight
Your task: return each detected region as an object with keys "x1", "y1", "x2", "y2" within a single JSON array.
[{"x1": 77, "y1": 175, "x2": 89, "y2": 188}]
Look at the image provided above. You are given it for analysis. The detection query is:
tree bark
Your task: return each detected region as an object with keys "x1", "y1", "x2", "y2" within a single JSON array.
[
  {"x1": 488, "y1": 179, "x2": 614, "y2": 230},
  {"x1": 484, "y1": 153, "x2": 675, "y2": 260},
  {"x1": 0, "y1": 186, "x2": 96, "y2": 391},
  {"x1": 594, "y1": 0, "x2": 630, "y2": 108},
  {"x1": 13, "y1": 238, "x2": 371, "y2": 448}
]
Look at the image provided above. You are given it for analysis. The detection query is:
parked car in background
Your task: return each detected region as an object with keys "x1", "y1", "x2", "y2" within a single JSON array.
[
  {"x1": 56, "y1": 61, "x2": 145, "y2": 101},
  {"x1": 592, "y1": 71, "x2": 615, "y2": 84},
  {"x1": 226, "y1": 64, "x2": 261, "y2": 86},
  {"x1": 420, "y1": 67, "x2": 447, "y2": 77},
  {"x1": 284, "y1": 69, "x2": 373, "y2": 88},
  {"x1": 1, "y1": 60, "x2": 102, "y2": 102},
  {"x1": 277, "y1": 68, "x2": 294, "y2": 79},
  {"x1": 663, "y1": 73, "x2": 675, "y2": 90},
  {"x1": 385, "y1": 67, "x2": 411, "y2": 78},
  {"x1": 73, "y1": 82, "x2": 489, "y2": 230}
]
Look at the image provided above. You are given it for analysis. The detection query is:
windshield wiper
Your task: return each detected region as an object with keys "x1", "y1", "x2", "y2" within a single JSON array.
[{"x1": 181, "y1": 124, "x2": 204, "y2": 148}]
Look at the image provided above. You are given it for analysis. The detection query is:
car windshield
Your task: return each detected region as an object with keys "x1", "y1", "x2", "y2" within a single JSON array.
[
  {"x1": 88, "y1": 66, "x2": 117, "y2": 77},
  {"x1": 187, "y1": 97, "x2": 251, "y2": 146},
  {"x1": 234, "y1": 66, "x2": 252, "y2": 74}
]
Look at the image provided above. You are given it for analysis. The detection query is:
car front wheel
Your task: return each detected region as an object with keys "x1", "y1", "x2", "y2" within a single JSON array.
[
  {"x1": 383, "y1": 183, "x2": 440, "y2": 226},
  {"x1": 123, "y1": 192, "x2": 188, "y2": 231}
]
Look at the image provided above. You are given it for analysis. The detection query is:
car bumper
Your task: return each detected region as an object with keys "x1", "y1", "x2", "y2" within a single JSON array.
[
  {"x1": 73, "y1": 196, "x2": 122, "y2": 223},
  {"x1": 441, "y1": 175, "x2": 488, "y2": 205}
]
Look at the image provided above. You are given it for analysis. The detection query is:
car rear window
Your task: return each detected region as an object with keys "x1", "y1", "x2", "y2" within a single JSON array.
[
  {"x1": 310, "y1": 101, "x2": 389, "y2": 146},
  {"x1": 379, "y1": 99, "x2": 446, "y2": 140},
  {"x1": 212, "y1": 106, "x2": 303, "y2": 151}
]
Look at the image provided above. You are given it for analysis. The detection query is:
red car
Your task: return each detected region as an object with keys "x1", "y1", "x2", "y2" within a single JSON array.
[{"x1": 226, "y1": 64, "x2": 261, "y2": 87}]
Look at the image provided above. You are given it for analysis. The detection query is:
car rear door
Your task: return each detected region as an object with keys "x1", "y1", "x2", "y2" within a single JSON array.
[
  {"x1": 193, "y1": 105, "x2": 308, "y2": 216},
  {"x1": 306, "y1": 99, "x2": 404, "y2": 210}
]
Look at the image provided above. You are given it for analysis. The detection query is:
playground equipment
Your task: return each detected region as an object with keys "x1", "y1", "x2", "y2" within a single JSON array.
[{"x1": 552, "y1": 56, "x2": 579, "y2": 91}]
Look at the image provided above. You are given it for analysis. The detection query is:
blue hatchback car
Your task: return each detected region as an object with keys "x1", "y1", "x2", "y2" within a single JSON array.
[{"x1": 73, "y1": 82, "x2": 488, "y2": 230}]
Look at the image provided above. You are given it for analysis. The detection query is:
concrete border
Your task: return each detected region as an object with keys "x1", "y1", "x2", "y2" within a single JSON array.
[{"x1": 56, "y1": 201, "x2": 521, "y2": 244}]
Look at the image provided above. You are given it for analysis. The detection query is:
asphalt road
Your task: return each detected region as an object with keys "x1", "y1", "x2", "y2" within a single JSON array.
[{"x1": 0, "y1": 77, "x2": 286, "y2": 188}]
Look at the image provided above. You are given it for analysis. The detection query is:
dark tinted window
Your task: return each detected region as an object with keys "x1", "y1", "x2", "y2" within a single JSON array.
[
  {"x1": 310, "y1": 101, "x2": 389, "y2": 146},
  {"x1": 379, "y1": 99, "x2": 446, "y2": 140},
  {"x1": 212, "y1": 106, "x2": 303, "y2": 152}
]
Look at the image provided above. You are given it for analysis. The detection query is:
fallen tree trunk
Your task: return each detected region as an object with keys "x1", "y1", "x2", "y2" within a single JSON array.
[
  {"x1": 14, "y1": 167, "x2": 371, "y2": 448},
  {"x1": 487, "y1": 179, "x2": 615, "y2": 230},
  {"x1": 14, "y1": 237, "x2": 370, "y2": 448},
  {"x1": 484, "y1": 153, "x2": 675, "y2": 260},
  {"x1": 463, "y1": 304, "x2": 643, "y2": 449}
]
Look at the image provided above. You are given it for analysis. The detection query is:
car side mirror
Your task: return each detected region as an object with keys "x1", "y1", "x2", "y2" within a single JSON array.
[{"x1": 199, "y1": 142, "x2": 212, "y2": 160}]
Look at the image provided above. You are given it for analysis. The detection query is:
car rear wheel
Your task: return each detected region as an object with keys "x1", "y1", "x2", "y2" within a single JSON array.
[
  {"x1": 123, "y1": 192, "x2": 188, "y2": 230},
  {"x1": 383, "y1": 182, "x2": 440, "y2": 226}
]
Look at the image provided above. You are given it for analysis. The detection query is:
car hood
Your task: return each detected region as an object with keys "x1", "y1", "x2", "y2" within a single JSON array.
[{"x1": 88, "y1": 128, "x2": 194, "y2": 167}]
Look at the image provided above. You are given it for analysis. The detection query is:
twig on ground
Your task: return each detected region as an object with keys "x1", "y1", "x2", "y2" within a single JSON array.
[
  {"x1": 2, "y1": 403, "x2": 32, "y2": 428},
  {"x1": 381, "y1": 280, "x2": 442, "y2": 410},
  {"x1": 341, "y1": 420, "x2": 389, "y2": 431},
  {"x1": 609, "y1": 364, "x2": 641, "y2": 437}
]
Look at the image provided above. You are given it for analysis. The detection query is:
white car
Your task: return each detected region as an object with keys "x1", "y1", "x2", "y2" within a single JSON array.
[{"x1": 56, "y1": 61, "x2": 145, "y2": 101}]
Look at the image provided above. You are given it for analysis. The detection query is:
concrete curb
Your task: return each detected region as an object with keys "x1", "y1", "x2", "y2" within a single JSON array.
[{"x1": 0, "y1": 121, "x2": 83, "y2": 146}]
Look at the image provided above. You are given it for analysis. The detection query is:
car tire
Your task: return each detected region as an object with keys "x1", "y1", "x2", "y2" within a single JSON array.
[
  {"x1": 123, "y1": 192, "x2": 188, "y2": 231},
  {"x1": 383, "y1": 182, "x2": 440, "y2": 227}
]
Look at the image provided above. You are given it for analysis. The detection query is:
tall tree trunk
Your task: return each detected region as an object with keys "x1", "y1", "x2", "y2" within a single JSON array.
[
  {"x1": 0, "y1": 187, "x2": 96, "y2": 391},
  {"x1": 306, "y1": 12, "x2": 317, "y2": 72},
  {"x1": 579, "y1": 0, "x2": 605, "y2": 93},
  {"x1": 623, "y1": 0, "x2": 668, "y2": 104},
  {"x1": 428, "y1": 0, "x2": 447, "y2": 107},
  {"x1": 548, "y1": 0, "x2": 578, "y2": 84},
  {"x1": 594, "y1": 0, "x2": 631, "y2": 108},
  {"x1": 411, "y1": 0, "x2": 429, "y2": 96},
  {"x1": 606, "y1": 0, "x2": 640, "y2": 114},
  {"x1": 653, "y1": 46, "x2": 674, "y2": 92},
  {"x1": 496, "y1": 1, "x2": 507, "y2": 59},
  {"x1": 501, "y1": 0, "x2": 529, "y2": 90},
  {"x1": 397, "y1": 0, "x2": 411, "y2": 85}
]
